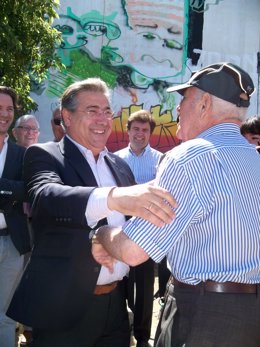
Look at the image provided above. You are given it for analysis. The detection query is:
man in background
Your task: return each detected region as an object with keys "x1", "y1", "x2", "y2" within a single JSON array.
[
  {"x1": 12, "y1": 114, "x2": 40, "y2": 148},
  {"x1": 240, "y1": 115, "x2": 260, "y2": 153},
  {"x1": 0, "y1": 87, "x2": 31, "y2": 347},
  {"x1": 116, "y1": 110, "x2": 162, "y2": 347},
  {"x1": 51, "y1": 107, "x2": 65, "y2": 142}
]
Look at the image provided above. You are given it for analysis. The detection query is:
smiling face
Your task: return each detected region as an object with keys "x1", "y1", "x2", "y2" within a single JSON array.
[
  {"x1": 128, "y1": 121, "x2": 152, "y2": 155},
  {"x1": 12, "y1": 118, "x2": 40, "y2": 148},
  {"x1": 62, "y1": 91, "x2": 113, "y2": 159},
  {"x1": 0, "y1": 93, "x2": 14, "y2": 136}
]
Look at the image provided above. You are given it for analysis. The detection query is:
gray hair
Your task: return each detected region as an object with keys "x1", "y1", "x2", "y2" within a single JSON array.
[
  {"x1": 14, "y1": 114, "x2": 40, "y2": 129},
  {"x1": 61, "y1": 78, "x2": 111, "y2": 112},
  {"x1": 210, "y1": 95, "x2": 248, "y2": 122},
  {"x1": 193, "y1": 88, "x2": 248, "y2": 122}
]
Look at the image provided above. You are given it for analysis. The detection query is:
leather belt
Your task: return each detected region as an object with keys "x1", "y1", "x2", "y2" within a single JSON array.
[
  {"x1": 0, "y1": 228, "x2": 9, "y2": 236},
  {"x1": 171, "y1": 277, "x2": 258, "y2": 294},
  {"x1": 94, "y1": 281, "x2": 118, "y2": 295}
]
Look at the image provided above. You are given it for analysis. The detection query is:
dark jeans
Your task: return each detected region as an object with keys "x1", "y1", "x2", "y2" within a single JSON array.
[
  {"x1": 155, "y1": 282, "x2": 260, "y2": 347},
  {"x1": 33, "y1": 281, "x2": 130, "y2": 347}
]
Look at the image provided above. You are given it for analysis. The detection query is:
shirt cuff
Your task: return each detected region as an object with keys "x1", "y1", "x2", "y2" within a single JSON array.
[{"x1": 86, "y1": 186, "x2": 115, "y2": 227}]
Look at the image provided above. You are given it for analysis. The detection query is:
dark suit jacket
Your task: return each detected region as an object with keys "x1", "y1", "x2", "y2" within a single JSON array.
[
  {"x1": 7, "y1": 136, "x2": 135, "y2": 330},
  {"x1": 0, "y1": 139, "x2": 31, "y2": 254}
]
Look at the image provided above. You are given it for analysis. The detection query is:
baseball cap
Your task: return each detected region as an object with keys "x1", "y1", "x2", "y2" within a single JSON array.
[{"x1": 167, "y1": 62, "x2": 255, "y2": 107}]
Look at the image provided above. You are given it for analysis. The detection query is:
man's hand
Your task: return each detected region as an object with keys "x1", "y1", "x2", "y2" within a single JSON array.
[
  {"x1": 94, "y1": 226, "x2": 150, "y2": 266},
  {"x1": 91, "y1": 242, "x2": 115, "y2": 273},
  {"x1": 107, "y1": 181, "x2": 177, "y2": 227}
]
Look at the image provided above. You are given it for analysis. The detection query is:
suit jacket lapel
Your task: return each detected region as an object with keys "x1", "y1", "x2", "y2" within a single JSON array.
[
  {"x1": 2, "y1": 140, "x2": 23, "y2": 179},
  {"x1": 59, "y1": 137, "x2": 97, "y2": 186},
  {"x1": 59, "y1": 138, "x2": 130, "y2": 188},
  {"x1": 105, "y1": 153, "x2": 129, "y2": 187}
]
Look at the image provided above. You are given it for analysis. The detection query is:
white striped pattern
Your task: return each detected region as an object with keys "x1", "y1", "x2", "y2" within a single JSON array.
[
  {"x1": 115, "y1": 144, "x2": 162, "y2": 183},
  {"x1": 124, "y1": 123, "x2": 260, "y2": 284}
]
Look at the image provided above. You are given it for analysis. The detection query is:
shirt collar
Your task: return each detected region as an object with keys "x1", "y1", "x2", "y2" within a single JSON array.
[
  {"x1": 0, "y1": 135, "x2": 9, "y2": 152},
  {"x1": 129, "y1": 143, "x2": 151, "y2": 156},
  {"x1": 198, "y1": 123, "x2": 241, "y2": 140},
  {"x1": 65, "y1": 134, "x2": 108, "y2": 160}
]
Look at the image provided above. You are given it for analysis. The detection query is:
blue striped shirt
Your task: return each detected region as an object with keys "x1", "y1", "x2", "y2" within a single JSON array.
[
  {"x1": 123, "y1": 123, "x2": 260, "y2": 284},
  {"x1": 115, "y1": 144, "x2": 162, "y2": 183}
]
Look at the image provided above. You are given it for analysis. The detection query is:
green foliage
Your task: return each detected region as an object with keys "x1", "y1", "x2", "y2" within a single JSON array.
[{"x1": 0, "y1": 0, "x2": 64, "y2": 114}]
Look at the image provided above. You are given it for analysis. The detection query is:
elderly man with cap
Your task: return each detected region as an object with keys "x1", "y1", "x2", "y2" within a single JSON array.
[{"x1": 91, "y1": 62, "x2": 260, "y2": 347}]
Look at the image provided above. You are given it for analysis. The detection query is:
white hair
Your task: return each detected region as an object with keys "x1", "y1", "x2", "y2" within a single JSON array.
[
  {"x1": 14, "y1": 114, "x2": 40, "y2": 129},
  {"x1": 210, "y1": 94, "x2": 248, "y2": 122}
]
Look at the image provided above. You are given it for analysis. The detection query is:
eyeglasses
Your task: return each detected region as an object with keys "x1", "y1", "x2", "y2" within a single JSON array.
[
  {"x1": 53, "y1": 118, "x2": 62, "y2": 126},
  {"x1": 78, "y1": 107, "x2": 114, "y2": 120},
  {"x1": 17, "y1": 126, "x2": 39, "y2": 133}
]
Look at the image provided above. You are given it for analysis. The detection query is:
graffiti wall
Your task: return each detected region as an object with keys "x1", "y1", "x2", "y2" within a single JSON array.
[
  {"x1": 33, "y1": 0, "x2": 189, "y2": 151},
  {"x1": 32, "y1": 0, "x2": 260, "y2": 151}
]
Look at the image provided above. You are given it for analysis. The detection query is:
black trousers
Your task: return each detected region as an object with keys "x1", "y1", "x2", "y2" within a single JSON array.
[
  {"x1": 32, "y1": 281, "x2": 130, "y2": 347},
  {"x1": 155, "y1": 282, "x2": 260, "y2": 347},
  {"x1": 128, "y1": 258, "x2": 155, "y2": 342},
  {"x1": 158, "y1": 257, "x2": 171, "y2": 297}
]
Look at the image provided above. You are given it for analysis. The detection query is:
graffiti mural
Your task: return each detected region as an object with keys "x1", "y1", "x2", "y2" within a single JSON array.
[
  {"x1": 31, "y1": 0, "x2": 260, "y2": 148},
  {"x1": 189, "y1": 0, "x2": 224, "y2": 13},
  {"x1": 31, "y1": 0, "x2": 189, "y2": 151}
]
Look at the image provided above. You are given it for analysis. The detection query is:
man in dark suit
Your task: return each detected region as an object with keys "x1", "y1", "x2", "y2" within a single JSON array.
[
  {"x1": 7, "y1": 78, "x2": 176, "y2": 347},
  {"x1": 0, "y1": 86, "x2": 31, "y2": 347}
]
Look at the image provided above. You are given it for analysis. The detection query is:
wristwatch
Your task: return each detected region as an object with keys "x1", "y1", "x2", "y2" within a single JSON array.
[{"x1": 89, "y1": 229, "x2": 100, "y2": 244}]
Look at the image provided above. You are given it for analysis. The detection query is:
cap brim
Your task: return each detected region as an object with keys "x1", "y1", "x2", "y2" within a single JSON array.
[{"x1": 166, "y1": 83, "x2": 192, "y2": 94}]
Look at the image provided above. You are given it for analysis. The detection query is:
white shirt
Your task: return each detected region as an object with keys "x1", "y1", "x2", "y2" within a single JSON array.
[{"x1": 66, "y1": 135, "x2": 129, "y2": 284}]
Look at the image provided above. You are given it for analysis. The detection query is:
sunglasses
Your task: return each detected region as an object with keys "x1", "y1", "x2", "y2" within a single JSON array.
[{"x1": 53, "y1": 118, "x2": 62, "y2": 126}]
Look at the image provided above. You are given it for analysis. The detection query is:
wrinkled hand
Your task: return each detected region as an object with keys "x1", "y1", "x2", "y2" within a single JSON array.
[
  {"x1": 91, "y1": 242, "x2": 115, "y2": 273},
  {"x1": 108, "y1": 181, "x2": 177, "y2": 227}
]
